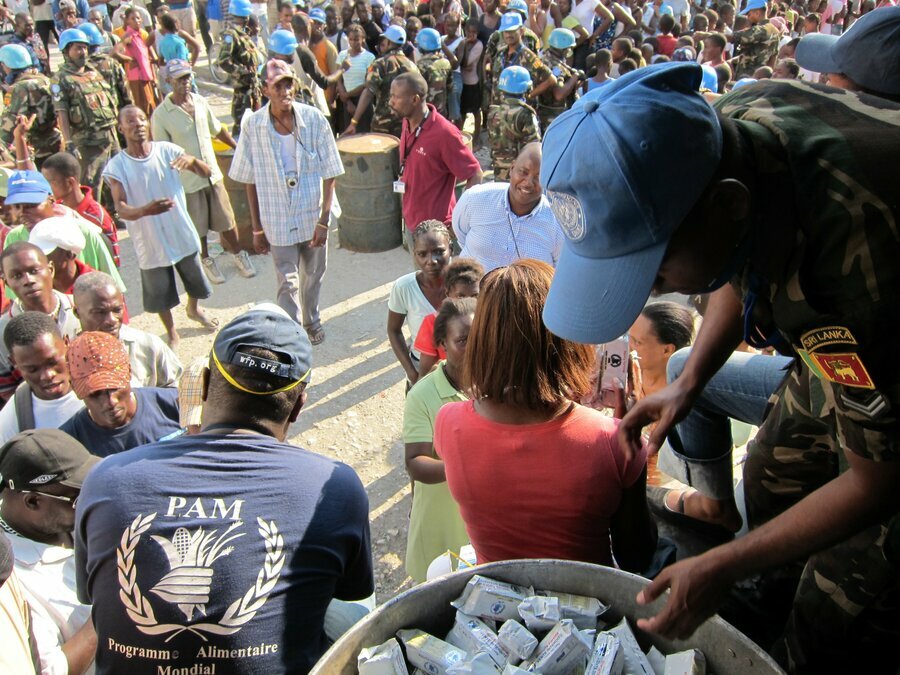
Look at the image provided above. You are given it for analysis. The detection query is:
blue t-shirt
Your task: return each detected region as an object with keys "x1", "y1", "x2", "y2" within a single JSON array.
[
  {"x1": 75, "y1": 433, "x2": 373, "y2": 674},
  {"x1": 158, "y1": 33, "x2": 191, "y2": 62},
  {"x1": 59, "y1": 387, "x2": 183, "y2": 457}
]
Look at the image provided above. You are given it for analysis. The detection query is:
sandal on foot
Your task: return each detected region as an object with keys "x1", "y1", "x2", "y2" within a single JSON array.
[
  {"x1": 647, "y1": 486, "x2": 735, "y2": 543},
  {"x1": 307, "y1": 326, "x2": 325, "y2": 345}
]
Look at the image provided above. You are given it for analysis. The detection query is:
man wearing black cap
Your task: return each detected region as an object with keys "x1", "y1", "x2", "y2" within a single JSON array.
[
  {"x1": 540, "y1": 62, "x2": 900, "y2": 671},
  {"x1": 0, "y1": 429, "x2": 98, "y2": 675},
  {"x1": 75, "y1": 304, "x2": 373, "y2": 674}
]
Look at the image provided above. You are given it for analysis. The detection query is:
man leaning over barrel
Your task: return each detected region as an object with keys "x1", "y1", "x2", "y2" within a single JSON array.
[{"x1": 229, "y1": 59, "x2": 343, "y2": 346}]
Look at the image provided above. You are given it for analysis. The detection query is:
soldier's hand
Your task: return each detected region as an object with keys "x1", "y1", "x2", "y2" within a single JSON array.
[
  {"x1": 617, "y1": 376, "x2": 698, "y2": 461},
  {"x1": 142, "y1": 198, "x2": 175, "y2": 216},
  {"x1": 65, "y1": 142, "x2": 82, "y2": 161}
]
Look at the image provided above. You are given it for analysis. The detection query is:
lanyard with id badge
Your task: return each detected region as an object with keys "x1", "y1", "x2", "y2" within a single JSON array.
[{"x1": 394, "y1": 108, "x2": 430, "y2": 195}]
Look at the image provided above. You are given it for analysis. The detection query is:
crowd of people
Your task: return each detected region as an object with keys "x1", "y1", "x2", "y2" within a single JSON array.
[{"x1": 0, "y1": 0, "x2": 897, "y2": 673}]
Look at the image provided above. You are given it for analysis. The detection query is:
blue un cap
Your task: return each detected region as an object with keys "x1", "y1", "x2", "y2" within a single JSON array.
[
  {"x1": 541, "y1": 63, "x2": 722, "y2": 344},
  {"x1": 5, "y1": 170, "x2": 52, "y2": 205},
  {"x1": 795, "y1": 6, "x2": 900, "y2": 96},
  {"x1": 740, "y1": 0, "x2": 766, "y2": 14}
]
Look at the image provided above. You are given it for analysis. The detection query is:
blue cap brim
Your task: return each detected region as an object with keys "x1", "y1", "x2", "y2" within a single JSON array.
[
  {"x1": 5, "y1": 189, "x2": 51, "y2": 205},
  {"x1": 543, "y1": 239, "x2": 668, "y2": 344},
  {"x1": 795, "y1": 32, "x2": 840, "y2": 74}
]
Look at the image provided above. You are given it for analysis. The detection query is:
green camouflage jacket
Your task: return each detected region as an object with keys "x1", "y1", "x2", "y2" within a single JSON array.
[
  {"x1": 487, "y1": 95, "x2": 541, "y2": 179},
  {"x1": 0, "y1": 71, "x2": 62, "y2": 156},
  {"x1": 731, "y1": 21, "x2": 780, "y2": 78},
  {"x1": 52, "y1": 61, "x2": 118, "y2": 146},
  {"x1": 89, "y1": 52, "x2": 133, "y2": 110},
  {"x1": 365, "y1": 48, "x2": 418, "y2": 137},
  {"x1": 489, "y1": 43, "x2": 551, "y2": 105},
  {"x1": 417, "y1": 52, "x2": 452, "y2": 118}
]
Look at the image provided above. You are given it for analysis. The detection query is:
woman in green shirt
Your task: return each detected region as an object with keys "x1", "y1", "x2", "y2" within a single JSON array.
[{"x1": 403, "y1": 296, "x2": 476, "y2": 582}]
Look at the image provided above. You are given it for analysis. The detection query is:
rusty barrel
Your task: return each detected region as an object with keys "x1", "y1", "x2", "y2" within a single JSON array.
[{"x1": 335, "y1": 133, "x2": 402, "y2": 253}]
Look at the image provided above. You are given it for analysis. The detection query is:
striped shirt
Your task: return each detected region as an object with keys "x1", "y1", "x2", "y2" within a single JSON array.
[
  {"x1": 452, "y1": 182, "x2": 564, "y2": 273},
  {"x1": 229, "y1": 102, "x2": 344, "y2": 247}
]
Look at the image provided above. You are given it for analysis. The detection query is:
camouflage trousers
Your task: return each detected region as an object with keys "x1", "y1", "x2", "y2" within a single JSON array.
[
  {"x1": 743, "y1": 361, "x2": 900, "y2": 673},
  {"x1": 78, "y1": 130, "x2": 119, "y2": 201},
  {"x1": 492, "y1": 163, "x2": 511, "y2": 181},
  {"x1": 231, "y1": 85, "x2": 261, "y2": 137}
]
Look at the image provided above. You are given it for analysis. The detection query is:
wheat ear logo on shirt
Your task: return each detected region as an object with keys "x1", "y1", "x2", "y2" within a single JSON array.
[{"x1": 117, "y1": 498, "x2": 284, "y2": 640}]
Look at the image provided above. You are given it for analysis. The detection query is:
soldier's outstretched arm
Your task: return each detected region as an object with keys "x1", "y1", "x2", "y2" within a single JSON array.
[{"x1": 343, "y1": 88, "x2": 374, "y2": 135}]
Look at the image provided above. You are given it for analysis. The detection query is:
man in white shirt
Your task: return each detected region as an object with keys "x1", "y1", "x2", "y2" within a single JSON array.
[
  {"x1": 72, "y1": 273, "x2": 183, "y2": 389},
  {"x1": 664, "y1": 0, "x2": 690, "y2": 31},
  {"x1": 0, "y1": 313, "x2": 84, "y2": 445},
  {"x1": 0, "y1": 429, "x2": 99, "y2": 675}
]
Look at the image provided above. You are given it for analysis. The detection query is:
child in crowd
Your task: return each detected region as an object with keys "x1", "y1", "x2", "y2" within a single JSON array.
[
  {"x1": 404, "y1": 16, "x2": 423, "y2": 60},
  {"x1": 387, "y1": 221, "x2": 452, "y2": 388},
  {"x1": 336, "y1": 24, "x2": 376, "y2": 132},
  {"x1": 443, "y1": 11, "x2": 465, "y2": 127},
  {"x1": 155, "y1": 13, "x2": 201, "y2": 68},
  {"x1": 277, "y1": 1, "x2": 295, "y2": 31},
  {"x1": 586, "y1": 48, "x2": 613, "y2": 91},
  {"x1": 656, "y1": 13, "x2": 677, "y2": 56},
  {"x1": 459, "y1": 19, "x2": 483, "y2": 142},
  {"x1": 618, "y1": 57, "x2": 637, "y2": 75},
  {"x1": 414, "y1": 258, "x2": 482, "y2": 379},
  {"x1": 113, "y1": 7, "x2": 160, "y2": 117}
]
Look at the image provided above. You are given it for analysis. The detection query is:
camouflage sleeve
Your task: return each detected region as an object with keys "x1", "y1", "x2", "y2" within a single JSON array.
[
  {"x1": 0, "y1": 87, "x2": 26, "y2": 145},
  {"x1": 115, "y1": 63, "x2": 133, "y2": 106},
  {"x1": 515, "y1": 108, "x2": 541, "y2": 143},
  {"x1": 530, "y1": 53, "x2": 553, "y2": 85},
  {"x1": 216, "y1": 34, "x2": 236, "y2": 72},
  {"x1": 51, "y1": 79, "x2": 68, "y2": 114},
  {"x1": 365, "y1": 59, "x2": 383, "y2": 97}
]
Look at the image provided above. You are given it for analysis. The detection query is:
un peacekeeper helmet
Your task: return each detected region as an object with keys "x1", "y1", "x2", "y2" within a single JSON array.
[
  {"x1": 498, "y1": 65, "x2": 532, "y2": 94},
  {"x1": 548, "y1": 28, "x2": 576, "y2": 50},
  {"x1": 229, "y1": 0, "x2": 253, "y2": 17},
  {"x1": 508, "y1": 0, "x2": 529, "y2": 18},
  {"x1": 0, "y1": 44, "x2": 33, "y2": 70},
  {"x1": 417, "y1": 27, "x2": 441, "y2": 52},
  {"x1": 700, "y1": 64, "x2": 718, "y2": 92},
  {"x1": 269, "y1": 29, "x2": 299, "y2": 56},
  {"x1": 383, "y1": 25, "x2": 407, "y2": 45},
  {"x1": 76, "y1": 21, "x2": 105, "y2": 48},
  {"x1": 499, "y1": 12, "x2": 523, "y2": 32},
  {"x1": 59, "y1": 28, "x2": 90, "y2": 53}
]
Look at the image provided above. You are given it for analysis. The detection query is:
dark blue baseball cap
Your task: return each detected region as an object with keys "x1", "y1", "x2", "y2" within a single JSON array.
[
  {"x1": 541, "y1": 63, "x2": 722, "y2": 344},
  {"x1": 5, "y1": 170, "x2": 52, "y2": 205},
  {"x1": 795, "y1": 6, "x2": 900, "y2": 96}
]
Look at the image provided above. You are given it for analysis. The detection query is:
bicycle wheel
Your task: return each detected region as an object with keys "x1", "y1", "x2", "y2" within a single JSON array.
[{"x1": 208, "y1": 42, "x2": 229, "y2": 85}]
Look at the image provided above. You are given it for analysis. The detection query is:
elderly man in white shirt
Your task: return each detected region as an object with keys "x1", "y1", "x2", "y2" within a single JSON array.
[
  {"x1": 229, "y1": 59, "x2": 344, "y2": 346},
  {"x1": 453, "y1": 143, "x2": 564, "y2": 273},
  {"x1": 0, "y1": 429, "x2": 99, "y2": 675}
]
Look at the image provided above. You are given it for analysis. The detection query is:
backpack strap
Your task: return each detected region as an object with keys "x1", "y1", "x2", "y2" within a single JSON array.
[{"x1": 14, "y1": 382, "x2": 35, "y2": 433}]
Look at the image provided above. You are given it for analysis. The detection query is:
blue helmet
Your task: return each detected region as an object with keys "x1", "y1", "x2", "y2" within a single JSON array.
[
  {"x1": 76, "y1": 20, "x2": 105, "y2": 47},
  {"x1": 383, "y1": 25, "x2": 406, "y2": 45},
  {"x1": 732, "y1": 77, "x2": 758, "y2": 90},
  {"x1": 548, "y1": 28, "x2": 576, "y2": 50},
  {"x1": 700, "y1": 64, "x2": 718, "y2": 92},
  {"x1": 59, "y1": 28, "x2": 90, "y2": 53},
  {"x1": 498, "y1": 65, "x2": 531, "y2": 94},
  {"x1": 308, "y1": 7, "x2": 327, "y2": 23},
  {"x1": 269, "y1": 29, "x2": 298, "y2": 56},
  {"x1": 416, "y1": 27, "x2": 441, "y2": 52},
  {"x1": 507, "y1": 0, "x2": 529, "y2": 17},
  {"x1": 228, "y1": 0, "x2": 253, "y2": 17},
  {"x1": 0, "y1": 44, "x2": 34, "y2": 70},
  {"x1": 499, "y1": 12, "x2": 523, "y2": 32}
]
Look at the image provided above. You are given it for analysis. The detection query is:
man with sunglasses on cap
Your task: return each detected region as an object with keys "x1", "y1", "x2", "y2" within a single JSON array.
[
  {"x1": 75, "y1": 303, "x2": 373, "y2": 674},
  {"x1": 0, "y1": 429, "x2": 99, "y2": 675},
  {"x1": 540, "y1": 61, "x2": 900, "y2": 671}
]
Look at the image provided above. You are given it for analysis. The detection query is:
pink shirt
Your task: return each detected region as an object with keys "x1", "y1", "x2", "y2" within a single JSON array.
[
  {"x1": 435, "y1": 402, "x2": 647, "y2": 566},
  {"x1": 124, "y1": 27, "x2": 154, "y2": 82}
]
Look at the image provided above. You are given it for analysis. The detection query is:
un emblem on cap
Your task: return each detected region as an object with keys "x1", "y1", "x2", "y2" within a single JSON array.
[{"x1": 546, "y1": 190, "x2": 585, "y2": 241}]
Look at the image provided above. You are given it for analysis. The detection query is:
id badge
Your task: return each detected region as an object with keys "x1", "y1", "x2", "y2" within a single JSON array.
[{"x1": 393, "y1": 180, "x2": 406, "y2": 194}]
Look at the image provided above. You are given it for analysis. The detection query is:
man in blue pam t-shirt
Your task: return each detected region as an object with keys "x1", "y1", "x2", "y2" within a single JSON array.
[{"x1": 75, "y1": 303, "x2": 375, "y2": 674}]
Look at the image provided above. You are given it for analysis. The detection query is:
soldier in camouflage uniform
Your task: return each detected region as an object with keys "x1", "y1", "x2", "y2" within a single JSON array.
[
  {"x1": 482, "y1": 3, "x2": 541, "y2": 102},
  {"x1": 217, "y1": 0, "x2": 263, "y2": 136},
  {"x1": 537, "y1": 29, "x2": 582, "y2": 132},
  {"x1": 0, "y1": 45, "x2": 62, "y2": 168},
  {"x1": 540, "y1": 62, "x2": 900, "y2": 674},
  {"x1": 52, "y1": 29, "x2": 119, "y2": 199},
  {"x1": 487, "y1": 65, "x2": 540, "y2": 181},
  {"x1": 415, "y1": 28, "x2": 452, "y2": 118},
  {"x1": 729, "y1": 0, "x2": 781, "y2": 79},
  {"x1": 344, "y1": 25, "x2": 417, "y2": 138},
  {"x1": 488, "y1": 13, "x2": 552, "y2": 107},
  {"x1": 80, "y1": 21, "x2": 132, "y2": 111}
]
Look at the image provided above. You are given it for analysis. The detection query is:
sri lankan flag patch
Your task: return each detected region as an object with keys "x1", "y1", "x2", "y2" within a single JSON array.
[{"x1": 797, "y1": 326, "x2": 874, "y2": 389}]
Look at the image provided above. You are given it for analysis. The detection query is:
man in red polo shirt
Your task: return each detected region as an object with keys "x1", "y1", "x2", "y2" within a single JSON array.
[{"x1": 391, "y1": 71, "x2": 482, "y2": 253}]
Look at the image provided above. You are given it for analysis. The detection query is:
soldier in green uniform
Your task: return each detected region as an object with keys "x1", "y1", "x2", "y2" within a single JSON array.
[
  {"x1": 415, "y1": 27, "x2": 452, "y2": 118},
  {"x1": 217, "y1": 0, "x2": 263, "y2": 136},
  {"x1": 79, "y1": 20, "x2": 132, "y2": 112},
  {"x1": 483, "y1": 0, "x2": 541, "y2": 99},
  {"x1": 541, "y1": 52, "x2": 900, "y2": 674},
  {"x1": 52, "y1": 28, "x2": 119, "y2": 199},
  {"x1": 488, "y1": 12, "x2": 553, "y2": 107},
  {"x1": 343, "y1": 24, "x2": 418, "y2": 138},
  {"x1": 0, "y1": 44, "x2": 62, "y2": 168},
  {"x1": 488, "y1": 65, "x2": 541, "y2": 181},
  {"x1": 729, "y1": 0, "x2": 781, "y2": 80},
  {"x1": 537, "y1": 28, "x2": 583, "y2": 132}
]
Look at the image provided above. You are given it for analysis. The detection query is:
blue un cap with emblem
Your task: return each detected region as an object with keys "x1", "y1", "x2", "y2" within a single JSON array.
[
  {"x1": 541, "y1": 63, "x2": 722, "y2": 344},
  {"x1": 5, "y1": 170, "x2": 52, "y2": 205},
  {"x1": 212, "y1": 303, "x2": 312, "y2": 395}
]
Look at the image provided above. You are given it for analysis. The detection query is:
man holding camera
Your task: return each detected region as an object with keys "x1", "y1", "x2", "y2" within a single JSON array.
[{"x1": 229, "y1": 59, "x2": 343, "y2": 346}]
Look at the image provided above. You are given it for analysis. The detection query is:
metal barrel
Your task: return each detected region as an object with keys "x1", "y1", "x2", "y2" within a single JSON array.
[
  {"x1": 335, "y1": 133, "x2": 402, "y2": 253},
  {"x1": 311, "y1": 559, "x2": 785, "y2": 675},
  {"x1": 215, "y1": 147, "x2": 255, "y2": 253}
]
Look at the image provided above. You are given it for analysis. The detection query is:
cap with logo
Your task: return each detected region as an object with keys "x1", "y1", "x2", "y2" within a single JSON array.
[
  {"x1": 795, "y1": 6, "x2": 900, "y2": 96},
  {"x1": 28, "y1": 216, "x2": 87, "y2": 257},
  {"x1": 5, "y1": 170, "x2": 52, "y2": 206},
  {"x1": 541, "y1": 63, "x2": 722, "y2": 344},
  {"x1": 164, "y1": 58, "x2": 193, "y2": 81},
  {"x1": 740, "y1": 0, "x2": 767, "y2": 14},
  {"x1": 499, "y1": 12, "x2": 523, "y2": 32},
  {"x1": 67, "y1": 331, "x2": 132, "y2": 400},
  {"x1": 309, "y1": 7, "x2": 327, "y2": 23},
  {"x1": 212, "y1": 303, "x2": 312, "y2": 395},
  {"x1": 265, "y1": 58, "x2": 296, "y2": 86},
  {"x1": 0, "y1": 429, "x2": 98, "y2": 491},
  {"x1": 498, "y1": 65, "x2": 532, "y2": 94},
  {"x1": 383, "y1": 25, "x2": 406, "y2": 45}
]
